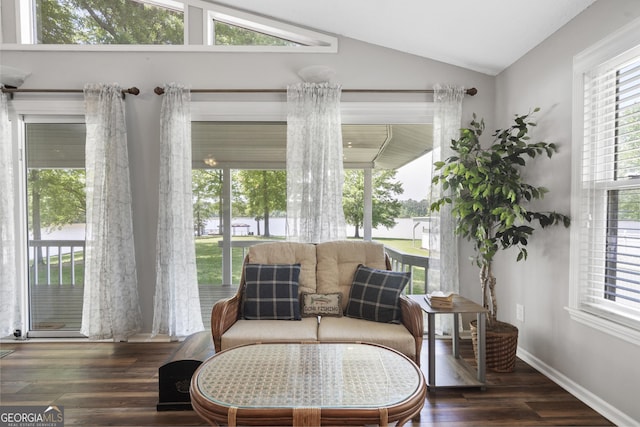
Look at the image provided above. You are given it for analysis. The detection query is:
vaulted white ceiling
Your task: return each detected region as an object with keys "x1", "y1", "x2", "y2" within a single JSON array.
[{"x1": 212, "y1": 0, "x2": 596, "y2": 75}]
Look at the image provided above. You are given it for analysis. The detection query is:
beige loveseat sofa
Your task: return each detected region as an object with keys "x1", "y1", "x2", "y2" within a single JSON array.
[{"x1": 210, "y1": 240, "x2": 424, "y2": 365}]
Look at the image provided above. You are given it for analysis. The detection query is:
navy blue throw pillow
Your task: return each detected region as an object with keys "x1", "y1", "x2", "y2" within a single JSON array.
[
  {"x1": 242, "y1": 263, "x2": 302, "y2": 320},
  {"x1": 345, "y1": 264, "x2": 410, "y2": 323}
]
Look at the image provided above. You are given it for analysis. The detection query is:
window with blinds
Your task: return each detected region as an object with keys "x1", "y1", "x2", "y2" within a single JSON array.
[{"x1": 575, "y1": 42, "x2": 640, "y2": 332}]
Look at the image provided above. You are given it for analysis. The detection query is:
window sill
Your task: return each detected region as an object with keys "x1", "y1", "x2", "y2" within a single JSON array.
[{"x1": 565, "y1": 306, "x2": 640, "y2": 346}]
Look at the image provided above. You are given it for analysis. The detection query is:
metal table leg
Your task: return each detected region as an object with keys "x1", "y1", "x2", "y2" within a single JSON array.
[
  {"x1": 452, "y1": 312, "x2": 460, "y2": 359},
  {"x1": 477, "y1": 312, "x2": 486, "y2": 385},
  {"x1": 428, "y1": 312, "x2": 435, "y2": 389}
]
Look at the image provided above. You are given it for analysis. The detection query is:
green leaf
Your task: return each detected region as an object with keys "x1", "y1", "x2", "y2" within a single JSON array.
[{"x1": 505, "y1": 215, "x2": 514, "y2": 227}]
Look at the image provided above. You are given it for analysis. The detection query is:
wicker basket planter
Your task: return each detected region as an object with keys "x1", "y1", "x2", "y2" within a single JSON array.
[{"x1": 470, "y1": 320, "x2": 518, "y2": 373}]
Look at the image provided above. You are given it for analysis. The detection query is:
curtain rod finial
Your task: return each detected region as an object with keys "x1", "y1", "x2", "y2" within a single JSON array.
[
  {"x1": 154, "y1": 86, "x2": 165, "y2": 95},
  {"x1": 466, "y1": 87, "x2": 478, "y2": 96}
]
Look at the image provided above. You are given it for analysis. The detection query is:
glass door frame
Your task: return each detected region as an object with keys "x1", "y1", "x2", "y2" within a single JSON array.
[{"x1": 11, "y1": 99, "x2": 86, "y2": 338}]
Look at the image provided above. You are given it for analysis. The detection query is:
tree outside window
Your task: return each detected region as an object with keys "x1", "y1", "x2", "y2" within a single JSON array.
[{"x1": 35, "y1": 0, "x2": 184, "y2": 44}]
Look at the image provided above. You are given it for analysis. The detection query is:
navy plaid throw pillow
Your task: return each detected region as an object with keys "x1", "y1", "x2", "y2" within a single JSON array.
[
  {"x1": 345, "y1": 264, "x2": 410, "y2": 323},
  {"x1": 242, "y1": 263, "x2": 302, "y2": 320}
]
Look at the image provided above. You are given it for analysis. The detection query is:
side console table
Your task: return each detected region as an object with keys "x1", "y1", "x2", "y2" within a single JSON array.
[{"x1": 408, "y1": 294, "x2": 487, "y2": 391}]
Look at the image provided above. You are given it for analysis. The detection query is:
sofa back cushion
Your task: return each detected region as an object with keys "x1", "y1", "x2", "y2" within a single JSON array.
[
  {"x1": 316, "y1": 240, "x2": 387, "y2": 310},
  {"x1": 247, "y1": 242, "x2": 317, "y2": 294}
]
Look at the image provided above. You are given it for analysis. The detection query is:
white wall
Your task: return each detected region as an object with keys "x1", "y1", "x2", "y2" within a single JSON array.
[
  {"x1": 491, "y1": 0, "x2": 640, "y2": 423},
  {"x1": 2, "y1": 36, "x2": 494, "y2": 333}
]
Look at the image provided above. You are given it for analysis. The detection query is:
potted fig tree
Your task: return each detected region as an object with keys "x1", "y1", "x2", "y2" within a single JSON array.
[{"x1": 430, "y1": 108, "x2": 570, "y2": 372}]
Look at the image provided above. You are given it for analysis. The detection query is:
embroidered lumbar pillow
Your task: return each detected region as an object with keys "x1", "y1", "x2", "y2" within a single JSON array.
[{"x1": 301, "y1": 292, "x2": 343, "y2": 317}]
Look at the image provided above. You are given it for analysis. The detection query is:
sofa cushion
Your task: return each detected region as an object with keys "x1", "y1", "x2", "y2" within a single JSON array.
[
  {"x1": 243, "y1": 263, "x2": 301, "y2": 320},
  {"x1": 301, "y1": 293, "x2": 343, "y2": 317},
  {"x1": 248, "y1": 242, "x2": 317, "y2": 295},
  {"x1": 316, "y1": 240, "x2": 387, "y2": 310},
  {"x1": 344, "y1": 264, "x2": 410, "y2": 323},
  {"x1": 221, "y1": 318, "x2": 319, "y2": 351},
  {"x1": 317, "y1": 316, "x2": 416, "y2": 360}
]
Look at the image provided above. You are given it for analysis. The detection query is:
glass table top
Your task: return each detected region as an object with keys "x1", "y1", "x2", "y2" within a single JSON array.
[{"x1": 195, "y1": 342, "x2": 422, "y2": 409}]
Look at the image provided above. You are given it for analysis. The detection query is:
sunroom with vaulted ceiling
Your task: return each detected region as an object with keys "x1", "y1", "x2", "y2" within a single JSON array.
[{"x1": 2, "y1": 0, "x2": 476, "y2": 337}]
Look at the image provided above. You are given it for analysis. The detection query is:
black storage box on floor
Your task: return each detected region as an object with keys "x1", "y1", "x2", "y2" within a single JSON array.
[{"x1": 157, "y1": 331, "x2": 215, "y2": 411}]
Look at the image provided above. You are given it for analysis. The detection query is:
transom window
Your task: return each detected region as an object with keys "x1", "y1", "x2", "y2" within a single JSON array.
[
  {"x1": 4, "y1": 0, "x2": 337, "y2": 52},
  {"x1": 34, "y1": 0, "x2": 184, "y2": 45},
  {"x1": 213, "y1": 21, "x2": 300, "y2": 47}
]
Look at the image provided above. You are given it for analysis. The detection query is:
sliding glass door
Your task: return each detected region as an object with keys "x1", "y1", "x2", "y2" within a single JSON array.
[{"x1": 25, "y1": 119, "x2": 87, "y2": 336}]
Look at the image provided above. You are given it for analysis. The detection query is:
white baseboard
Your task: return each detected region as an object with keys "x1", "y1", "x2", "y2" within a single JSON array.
[{"x1": 516, "y1": 347, "x2": 636, "y2": 426}]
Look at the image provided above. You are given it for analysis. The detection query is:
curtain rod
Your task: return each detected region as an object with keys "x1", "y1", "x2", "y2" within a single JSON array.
[
  {"x1": 153, "y1": 86, "x2": 478, "y2": 96},
  {"x1": 1, "y1": 87, "x2": 140, "y2": 98}
]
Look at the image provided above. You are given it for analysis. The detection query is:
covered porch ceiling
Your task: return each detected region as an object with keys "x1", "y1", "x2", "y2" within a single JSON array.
[
  {"x1": 192, "y1": 122, "x2": 433, "y2": 170},
  {"x1": 25, "y1": 122, "x2": 433, "y2": 171}
]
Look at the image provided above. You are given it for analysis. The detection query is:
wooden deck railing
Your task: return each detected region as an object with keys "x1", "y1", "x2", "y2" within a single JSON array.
[
  {"x1": 383, "y1": 246, "x2": 429, "y2": 294},
  {"x1": 27, "y1": 239, "x2": 240, "y2": 332},
  {"x1": 25, "y1": 239, "x2": 429, "y2": 332},
  {"x1": 29, "y1": 239, "x2": 85, "y2": 286}
]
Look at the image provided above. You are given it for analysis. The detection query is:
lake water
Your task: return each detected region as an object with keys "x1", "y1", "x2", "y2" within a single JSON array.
[
  {"x1": 204, "y1": 217, "x2": 428, "y2": 240},
  {"x1": 37, "y1": 217, "x2": 430, "y2": 254}
]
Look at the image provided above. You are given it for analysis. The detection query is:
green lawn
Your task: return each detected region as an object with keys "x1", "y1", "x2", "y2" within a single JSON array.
[
  {"x1": 30, "y1": 251, "x2": 85, "y2": 286},
  {"x1": 194, "y1": 235, "x2": 285, "y2": 284},
  {"x1": 373, "y1": 237, "x2": 428, "y2": 256}
]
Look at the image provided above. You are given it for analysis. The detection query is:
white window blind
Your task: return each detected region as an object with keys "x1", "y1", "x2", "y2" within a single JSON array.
[
  {"x1": 577, "y1": 44, "x2": 640, "y2": 331},
  {"x1": 26, "y1": 122, "x2": 86, "y2": 168}
]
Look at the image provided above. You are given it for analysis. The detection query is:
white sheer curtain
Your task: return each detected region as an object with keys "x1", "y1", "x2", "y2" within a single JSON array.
[
  {"x1": 429, "y1": 84, "x2": 465, "y2": 334},
  {"x1": 286, "y1": 82, "x2": 346, "y2": 243},
  {"x1": 152, "y1": 84, "x2": 204, "y2": 337},
  {"x1": 81, "y1": 83, "x2": 142, "y2": 341},
  {"x1": 0, "y1": 90, "x2": 21, "y2": 338}
]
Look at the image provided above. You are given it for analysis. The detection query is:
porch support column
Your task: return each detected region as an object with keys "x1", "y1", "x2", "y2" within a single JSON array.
[
  {"x1": 222, "y1": 166, "x2": 232, "y2": 284},
  {"x1": 363, "y1": 168, "x2": 373, "y2": 241}
]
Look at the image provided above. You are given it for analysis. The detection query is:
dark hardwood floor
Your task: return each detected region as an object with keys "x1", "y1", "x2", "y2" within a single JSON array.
[{"x1": 0, "y1": 338, "x2": 613, "y2": 426}]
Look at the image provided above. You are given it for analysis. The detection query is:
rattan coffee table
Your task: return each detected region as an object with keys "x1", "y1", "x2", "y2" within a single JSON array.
[{"x1": 190, "y1": 342, "x2": 426, "y2": 426}]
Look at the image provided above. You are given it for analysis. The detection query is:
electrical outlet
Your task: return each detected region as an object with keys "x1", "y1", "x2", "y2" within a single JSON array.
[{"x1": 516, "y1": 304, "x2": 524, "y2": 322}]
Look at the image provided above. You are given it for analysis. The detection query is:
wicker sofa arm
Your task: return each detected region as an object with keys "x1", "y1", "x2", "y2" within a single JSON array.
[
  {"x1": 210, "y1": 294, "x2": 241, "y2": 353},
  {"x1": 400, "y1": 295, "x2": 424, "y2": 365}
]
